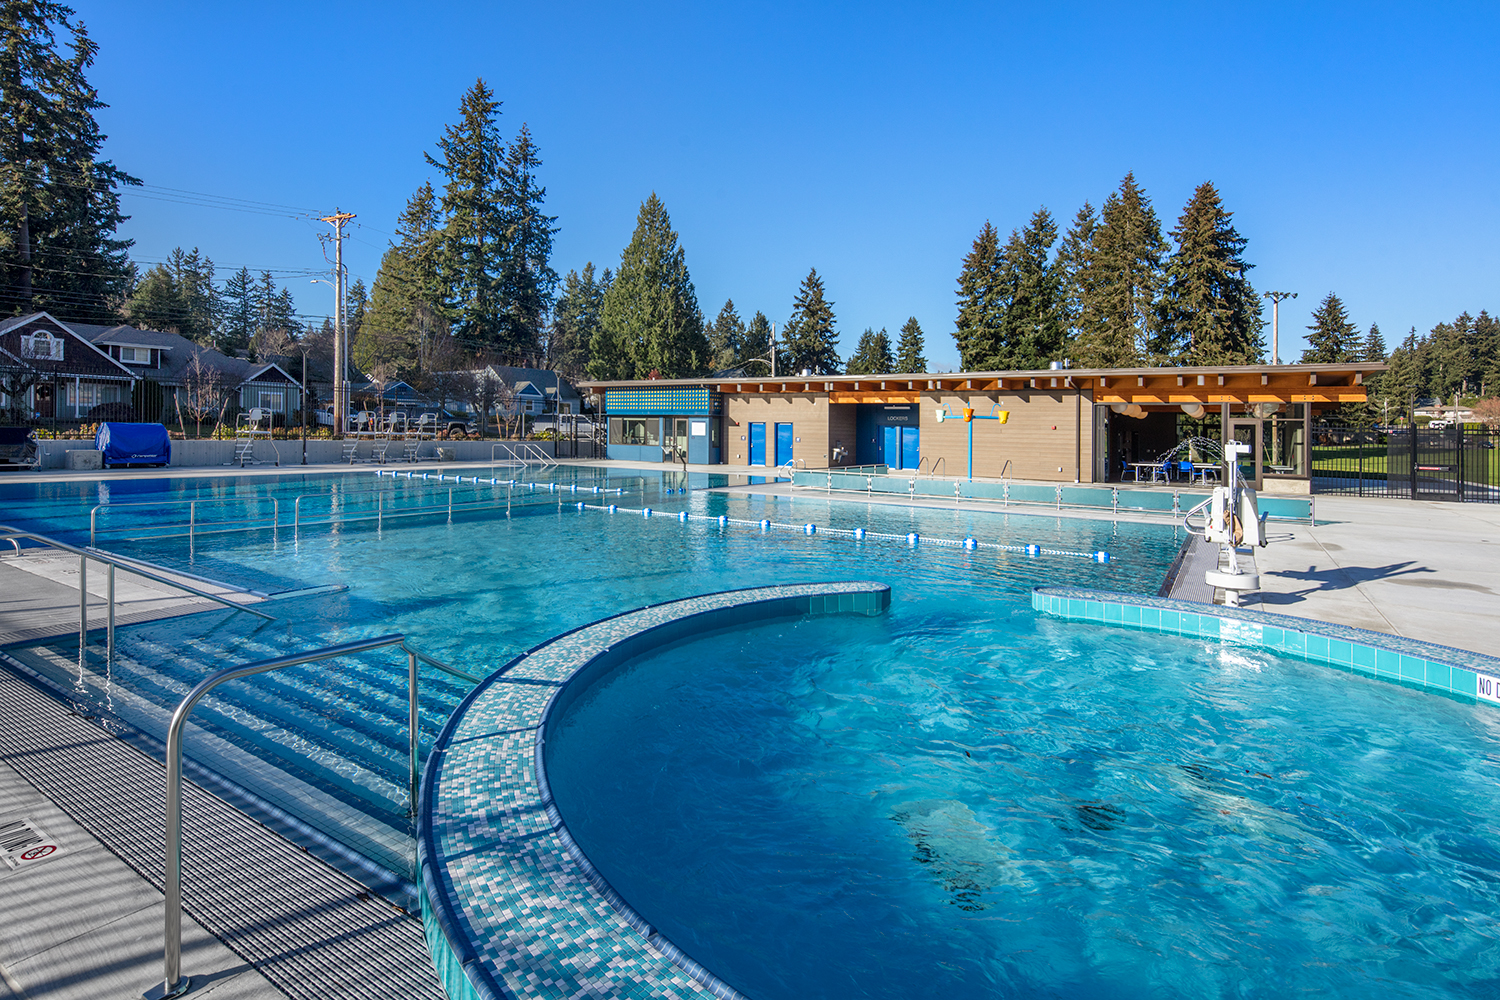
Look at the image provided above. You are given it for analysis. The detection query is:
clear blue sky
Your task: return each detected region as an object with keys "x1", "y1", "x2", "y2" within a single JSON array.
[{"x1": 75, "y1": 1, "x2": 1497, "y2": 370}]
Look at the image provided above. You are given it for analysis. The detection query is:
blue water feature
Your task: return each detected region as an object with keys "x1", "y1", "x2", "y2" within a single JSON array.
[{"x1": 547, "y1": 602, "x2": 1500, "y2": 1000}]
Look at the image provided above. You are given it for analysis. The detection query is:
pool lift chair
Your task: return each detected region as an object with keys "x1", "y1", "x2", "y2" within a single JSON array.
[{"x1": 1183, "y1": 440, "x2": 1269, "y2": 606}]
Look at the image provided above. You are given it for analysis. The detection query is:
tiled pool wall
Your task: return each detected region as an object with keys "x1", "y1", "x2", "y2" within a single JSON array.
[
  {"x1": 1033, "y1": 586, "x2": 1500, "y2": 705},
  {"x1": 418, "y1": 582, "x2": 892, "y2": 1000},
  {"x1": 791, "y1": 470, "x2": 1317, "y2": 523}
]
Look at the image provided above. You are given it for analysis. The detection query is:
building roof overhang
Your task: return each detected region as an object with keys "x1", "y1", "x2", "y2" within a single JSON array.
[{"x1": 581, "y1": 363, "x2": 1385, "y2": 406}]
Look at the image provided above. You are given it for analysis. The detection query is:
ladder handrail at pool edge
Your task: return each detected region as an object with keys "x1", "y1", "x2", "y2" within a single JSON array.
[
  {"x1": 91, "y1": 496, "x2": 281, "y2": 548},
  {"x1": 145, "y1": 633, "x2": 479, "y2": 1000}
]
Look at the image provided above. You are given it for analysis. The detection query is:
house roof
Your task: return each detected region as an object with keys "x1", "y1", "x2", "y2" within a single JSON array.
[{"x1": 0, "y1": 312, "x2": 138, "y2": 379}]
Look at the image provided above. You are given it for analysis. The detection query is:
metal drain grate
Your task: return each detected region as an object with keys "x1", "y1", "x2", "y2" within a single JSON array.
[{"x1": 0, "y1": 663, "x2": 445, "y2": 1000}]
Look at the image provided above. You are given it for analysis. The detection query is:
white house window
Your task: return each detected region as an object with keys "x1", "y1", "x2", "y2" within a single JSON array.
[
  {"x1": 257, "y1": 390, "x2": 284, "y2": 412},
  {"x1": 21, "y1": 332, "x2": 63, "y2": 360},
  {"x1": 72, "y1": 383, "x2": 103, "y2": 410},
  {"x1": 119, "y1": 347, "x2": 149, "y2": 364}
]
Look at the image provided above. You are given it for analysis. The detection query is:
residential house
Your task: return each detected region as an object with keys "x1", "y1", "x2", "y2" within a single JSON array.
[{"x1": 0, "y1": 312, "x2": 138, "y2": 421}]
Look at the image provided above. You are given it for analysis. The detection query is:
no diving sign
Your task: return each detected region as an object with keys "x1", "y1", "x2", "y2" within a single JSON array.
[{"x1": 0, "y1": 817, "x2": 65, "y2": 873}]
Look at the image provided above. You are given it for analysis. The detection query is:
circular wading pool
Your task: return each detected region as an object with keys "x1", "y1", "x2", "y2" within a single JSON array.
[{"x1": 543, "y1": 595, "x2": 1500, "y2": 1000}]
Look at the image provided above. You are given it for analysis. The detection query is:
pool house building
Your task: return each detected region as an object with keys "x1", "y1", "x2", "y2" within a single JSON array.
[{"x1": 584, "y1": 360, "x2": 1385, "y2": 492}]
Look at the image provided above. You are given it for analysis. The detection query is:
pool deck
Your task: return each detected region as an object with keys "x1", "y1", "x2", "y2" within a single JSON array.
[{"x1": 1, "y1": 459, "x2": 1497, "y2": 997}]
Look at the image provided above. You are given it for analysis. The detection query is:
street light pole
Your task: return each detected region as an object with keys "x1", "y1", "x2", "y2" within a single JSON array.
[{"x1": 1263, "y1": 291, "x2": 1297, "y2": 365}]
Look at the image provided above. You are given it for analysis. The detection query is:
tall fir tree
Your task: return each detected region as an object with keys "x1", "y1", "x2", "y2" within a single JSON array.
[
  {"x1": 345, "y1": 277, "x2": 368, "y2": 350},
  {"x1": 1381, "y1": 327, "x2": 1422, "y2": 412},
  {"x1": 741, "y1": 311, "x2": 776, "y2": 375},
  {"x1": 256, "y1": 271, "x2": 298, "y2": 338},
  {"x1": 1361, "y1": 322, "x2": 1387, "y2": 363},
  {"x1": 952, "y1": 221, "x2": 1004, "y2": 370},
  {"x1": 547, "y1": 262, "x2": 608, "y2": 378},
  {"x1": 125, "y1": 246, "x2": 218, "y2": 343},
  {"x1": 0, "y1": 0, "x2": 138, "y2": 320},
  {"x1": 895, "y1": 316, "x2": 927, "y2": 373},
  {"x1": 359, "y1": 183, "x2": 445, "y2": 378},
  {"x1": 592, "y1": 194, "x2": 707, "y2": 379},
  {"x1": 1301, "y1": 292, "x2": 1360, "y2": 364},
  {"x1": 1158, "y1": 182, "x2": 1263, "y2": 365},
  {"x1": 998, "y1": 207, "x2": 1064, "y2": 368},
  {"x1": 1079, "y1": 173, "x2": 1166, "y2": 367},
  {"x1": 781, "y1": 267, "x2": 840, "y2": 375},
  {"x1": 219, "y1": 266, "x2": 259, "y2": 355},
  {"x1": 844, "y1": 327, "x2": 894, "y2": 375},
  {"x1": 1056, "y1": 202, "x2": 1101, "y2": 350},
  {"x1": 426, "y1": 79, "x2": 508, "y2": 350},
  {"x1": 707, "y1": 298, "x2": 745, "y2": 372},
  {"x1": 496, "y1": 123, "x2": 558, "y2": 359}
]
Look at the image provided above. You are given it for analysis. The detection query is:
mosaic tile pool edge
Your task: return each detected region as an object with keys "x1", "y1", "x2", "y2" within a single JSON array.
[
  {"x1": 419, "y1": 581, "x2": 893, "y2": 1000},
  {"x1": 1031, "y1": 586, "x2": 1500, "y2": 706}
]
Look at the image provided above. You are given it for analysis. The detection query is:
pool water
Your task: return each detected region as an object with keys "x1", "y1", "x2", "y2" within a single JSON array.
[
  {"x1": 0, "y1": 468, "x2": 1178, "y2": 882},
  {"x1": 547, "y1": 607, "x2": 1500, "y2": 999}
]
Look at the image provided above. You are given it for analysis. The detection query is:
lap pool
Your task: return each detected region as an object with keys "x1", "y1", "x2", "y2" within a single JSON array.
[{"x1": 5, "y1": 466, "x2": 1499, "y2": 998}]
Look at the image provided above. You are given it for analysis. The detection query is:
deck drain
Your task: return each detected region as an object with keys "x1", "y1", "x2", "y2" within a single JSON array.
[{"x1": 0, "y1": 816, "x2": 66, "y2": 875}]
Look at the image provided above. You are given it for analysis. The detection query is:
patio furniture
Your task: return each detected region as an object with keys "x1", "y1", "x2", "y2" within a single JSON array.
[{"x1": 0, "y1": 427, "x2": 40, "y2": 470}]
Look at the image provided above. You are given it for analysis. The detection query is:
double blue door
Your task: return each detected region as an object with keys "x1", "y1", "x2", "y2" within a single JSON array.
[
  {"x1": 775, "y1": 423, "x2": 793, "y2": 467},
  {"x1": 749, "y1": 423, "x2": 766, "y2": 465},
  {"x1": 882, "y1": 426, "x2": 920, "y2": 470}
]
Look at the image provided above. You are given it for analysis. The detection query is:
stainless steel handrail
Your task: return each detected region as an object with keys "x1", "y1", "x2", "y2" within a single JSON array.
[
  {"x1": 145, "y1": 633, "x2": 480, "y2": 999},
  {"x1": 91, "y1": 497, "x2": 279, "y2": 548},
  {"x1": 0, "y1": 526, "x2": 275, "y2": 674}
]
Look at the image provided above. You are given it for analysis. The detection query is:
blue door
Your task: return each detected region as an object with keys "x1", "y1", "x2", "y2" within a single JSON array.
[
  {"x1": 882, "y1": 426, "x2": 900, "y2": 468},
  {"x1": 749, "y1": 423, "x2": 766, "y2": 466},
  {"x1": 901, "y1": 427, "x2": 920, "y2": 471},
  {"x1": 775, "y1": 423, "x2": 793, "y2": 467}
]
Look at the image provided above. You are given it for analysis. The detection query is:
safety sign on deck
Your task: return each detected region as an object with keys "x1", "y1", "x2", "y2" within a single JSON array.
[{"x1": 0, "y1": 816, "x2": 66, "y2": 874}]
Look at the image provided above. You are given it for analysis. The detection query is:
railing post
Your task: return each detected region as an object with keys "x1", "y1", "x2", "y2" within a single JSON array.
[
  {"x1": 148, "y1": 704, "x2": 190, "y2": 1000},
  {"x1": 91, "y1": 506, "x2": 98, "y2": 547},
  {"x1": 107, "y1": 563, "x2": 115, "y2": 670},
  {"x1": 408, "y1": 649, "x2": 420, "y2": 816},
  {"x1": 78, "y1": 553, "x2": 87, "y2": 664},
  {"x1": 448, "y1": 488, "x2": 453, "y2": 517},
  {"x1": 189, "y1": 501, "x2": 196, "y2": 545}
]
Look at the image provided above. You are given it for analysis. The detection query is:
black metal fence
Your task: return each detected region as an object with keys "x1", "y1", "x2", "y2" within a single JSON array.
[{"x1": 1312, "y1": 421, "x2": 1500, "y2": 501}]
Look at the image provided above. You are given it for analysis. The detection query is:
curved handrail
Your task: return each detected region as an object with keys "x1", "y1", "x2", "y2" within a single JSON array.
[
  {"x1": 1181, "y1": 494, "x2": 1213, "y2": 538},
  {"x1": 149, "y1": 633, "x2": 478, "y2": 999},
  {"x1": 92, "y1": 497, "x2": 280, "y2": 547}
]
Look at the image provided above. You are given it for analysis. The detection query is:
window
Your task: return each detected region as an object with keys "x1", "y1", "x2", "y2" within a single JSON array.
[
  {"x1": 21, "y1": 332, "x2": 63, "y2": 360},
  {"x1": 118, "y1": 346, "x2": 153, "y2": 364},
  {"x1": 559, "y1": 403, "x2": 572, "y2": 414},
  {"x1": 609, "y1": 418, "x2": 656, "y2": 445},
  {"x1": 523, "y1": 401, "x2": 535, "y2": 413},
  {"x1": 257, "y1": 390, "x2": 284, "y2": 412}
]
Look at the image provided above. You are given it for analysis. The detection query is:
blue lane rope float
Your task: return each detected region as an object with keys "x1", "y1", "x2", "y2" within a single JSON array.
[{"x1": 572, "y1": 504, "x2": 1111, "y2": 562}]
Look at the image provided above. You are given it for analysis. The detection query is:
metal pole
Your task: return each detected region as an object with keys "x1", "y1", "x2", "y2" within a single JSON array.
[
  {"x1": 107, "y1": 563, "x2": 115, "y2": 670},
  {"x1": 407, "y1": 650, "x2": 419, "y2": 816},
  {"x1": 78, "y1": 553, "x2": 86, "y2": 663},
  {"x1": 189, "y1": 501, "x2": 195, "y2": 545}
]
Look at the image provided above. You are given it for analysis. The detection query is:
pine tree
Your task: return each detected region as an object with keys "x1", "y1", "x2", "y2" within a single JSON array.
[
  {"x1": 345, "y1": 277, "x2": 368, "y2": 349},
  {"x1": 257, "y1": 271, "x2": 298, "y2": 338},
  {"x1": 1301, "y1": 292, "x2": 1360, "y2": 364},
  {"x1": 1158, "y1": 182, "x2": 1263, "y2": 365},
  {"x1": 952, "y1": 221, "x2": 1004, "y2": 370},
  {"x1": 1056, "y1": 202, "x2": 1101, "y2": 349},
  {"x1": 741, "y1": 311, "x2": 776, "y2": 375},
  {"x1": 999, "y1": 207, "x2": 1064, "y2": 368},
  {"x1": 220, "y1": 267, "x2": 259, "y2": 355},
  {"x1": 707, "y1": 298, "x2": 745, "y2": 372},
  {"x1": 1361, "y1": 322, "x2": 1387, "y2": 363},
  {"x1": 1382, "y1": 327, "x2": 1422, "y2": 412},
  {"x1": 548, "y1": 262, "x2": 608, "y2": 378},
  {"x1": 496, "y1": 123, "x2": 558, "y2": 359},
  {"x1": 592, "y1": 194, "x2": 707, "y2": 379},
  {"x1": 1081, "y1": 173, "x2": 1166, "y2": 367},
  {"x1": 781, "y1": 267, "x2": 840, "y2": 375},
  {"x1": 427, "y1": 79, "x2": 508, "y2": 350},
  {"x1": 125, "y1": 247, "x2": 218, "y2": 343},
  {"x1": 0, "y1": 0, "x2": 138, "y2": 320},
  {"x1": 359, "y1": 183, "x2": 445, "y2": 378},
  {"x1": 895, "y1": 316, "x2": 927, "y2": 373},
  {"x1": 845, "y1": 327, "x2": 894, "y2": 375}
]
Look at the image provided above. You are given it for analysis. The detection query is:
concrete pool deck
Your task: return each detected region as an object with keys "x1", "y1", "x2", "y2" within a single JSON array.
[{"x1": 1, "y1": 460, "x2": 1497, "y2": 996}]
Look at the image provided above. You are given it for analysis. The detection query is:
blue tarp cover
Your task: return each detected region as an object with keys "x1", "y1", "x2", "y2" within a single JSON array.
[{"x1": 95, "y1": 422, "x2": 171, "y2": 466}]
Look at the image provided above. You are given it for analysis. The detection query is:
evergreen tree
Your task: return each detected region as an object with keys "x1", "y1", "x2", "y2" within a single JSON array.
[
  {"x1": 998, "y1": 207, "x2": 1064, "y2": 368},
  {"x1": 358, "y1": 183, "x2": 444, "y2": 378},
  {"x1": 707, "y1": 298, "x2": 745, "y2": 371},
  {"x1": 496, "y1": 123, "x2": 558, "y2": 358},
  {"x1": 257, "y1": 271, "x2": 298, "y2": 339},
  {"x1": 1080, "y1": 173, "x2": 1166, "y2": 367},
  {"x1": 592, "y1": 194, "x2": 707, "y2": 379},
  {"x1": 220, "y1": 266, "x2": 259, "y2": 355},
  {"x1": 1361, "y1": 322, "x2": 1387, "y2": 363},
  {"x1": 427, "y1": 79, "x2": 508, "y2": 350},
  {"x1": 781, "y1": 267, "x2": 840, "y2": 375},
  {"x1": 1056, "y1": 202, "x2": 1101, "y2": 349},
  {"x1": 548, "y1": 262, "x2": 608, "y2": 378},
  {"x1": 0, "y1": 0, "x2": 138, "y2": 320},
  {"x1": 741, "y1": 310, "x2": 776, "y2": 375},
  {"x1": 1474, "y1": 311, "x2": 1500, "y2": 396},
  {"x1": 1301, "y1": 292, "x2": 1360, "y2": 364},
  {"x1": 895, "y1": 316, "x2": 927, "y2": 373},
  {"x1": 845, "y1": 327, "x2": 894, "y2": 375},
  {"x1": 1158, "y1": 182, "x2": 1263, "y2": 365},
  {"x1": 1381, "y1": 327, "x2": 1422, "y2": 413},
  {"x1": 345, "y1": 277, "x2": 368, "y2": 349},
  {"x1": 952, "y1": 221, "x2": 1004, "y2": 370},
  {"x1": 125, "y1": 246, "x2": 218, "y2": 343}
]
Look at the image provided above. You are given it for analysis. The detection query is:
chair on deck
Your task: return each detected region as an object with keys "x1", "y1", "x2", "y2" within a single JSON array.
[{"x1": 0, "y1": 427, "x2": 39, "y2": 470}]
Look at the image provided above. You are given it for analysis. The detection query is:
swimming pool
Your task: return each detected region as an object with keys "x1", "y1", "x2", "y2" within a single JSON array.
[{"x1": 0, "y1": 466, "x2": 1177, "y2": 887}]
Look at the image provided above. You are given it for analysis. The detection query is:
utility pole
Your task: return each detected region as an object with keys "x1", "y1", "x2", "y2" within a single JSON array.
[
  {"x1": 318, "y1": 210, "x2": 356, "y2": 435},
  {"x1": 1263, "y1": 291, "x2": 1297, "y2": 365}
]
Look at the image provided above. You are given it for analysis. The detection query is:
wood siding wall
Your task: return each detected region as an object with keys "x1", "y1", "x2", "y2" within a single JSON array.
[
  {"x1": 723, "y1": 394, "x2": 831, "y2": 467},
  {"x1": 921, "y1": 391, "x2": 1094, "y2": 482}
]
